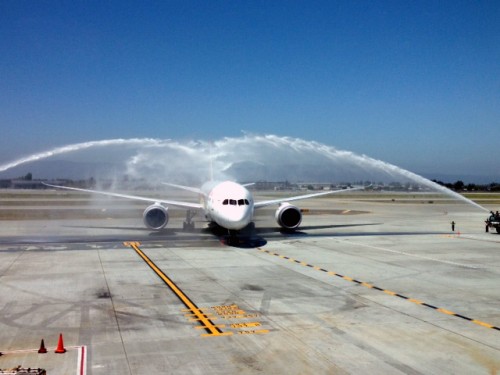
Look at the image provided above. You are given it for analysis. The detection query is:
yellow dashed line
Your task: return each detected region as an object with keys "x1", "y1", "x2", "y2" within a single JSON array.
[
  {"x1": 257, "y1": 247, "x2": 500, "y2": 333},
  {"x1": 472, "y1": 320, "x2": 494, "y2": 328},
  {"x1": 437, "y1": 308, "x2": 455, "y2": 315},
  {"x1": 408, "y1": 298, "x2": 423, "y2": 304}
]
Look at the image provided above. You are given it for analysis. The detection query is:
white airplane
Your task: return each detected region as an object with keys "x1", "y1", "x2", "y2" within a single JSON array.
[{"x1": 43, "y1": 181, "x2": 363, "y2": 233}]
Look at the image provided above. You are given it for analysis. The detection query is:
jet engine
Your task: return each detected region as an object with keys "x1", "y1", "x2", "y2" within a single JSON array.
[
  {"x1": 275, "y1": 203, "x2": 302, "y2": 230},
  {"x1": 143, "y1": 203, "x2": 169, "y2": 230}
]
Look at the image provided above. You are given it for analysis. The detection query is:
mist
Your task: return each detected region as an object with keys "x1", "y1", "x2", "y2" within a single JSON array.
[{"x1": 0, "y1": 135, "x2": 426, "y2": 185}]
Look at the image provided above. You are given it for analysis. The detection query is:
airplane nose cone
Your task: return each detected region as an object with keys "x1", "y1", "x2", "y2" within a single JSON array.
[{"x1": 225, "y1": 207, "x2": 253, "y2": 230}]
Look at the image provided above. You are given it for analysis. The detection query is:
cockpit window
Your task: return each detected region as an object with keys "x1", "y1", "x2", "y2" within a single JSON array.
[{"x1": 223, "y1": 198, "x2": 250, "y2": 206}]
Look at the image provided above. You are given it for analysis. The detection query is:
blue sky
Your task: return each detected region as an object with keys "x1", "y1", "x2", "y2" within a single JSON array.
[{"x1": 1, "y1": 1, "x2": 499, "y2": 181}]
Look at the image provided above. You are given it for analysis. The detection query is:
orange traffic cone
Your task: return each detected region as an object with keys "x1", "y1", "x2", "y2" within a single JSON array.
[
  {"x1": 38, "y1": 339, "x2": 47, "y2": 354},
  {"x1": 55, "y1": 333, "x2": 66, "y2": 354}
]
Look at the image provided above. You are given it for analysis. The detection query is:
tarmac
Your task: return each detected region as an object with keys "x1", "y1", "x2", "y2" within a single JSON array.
[{"x1": 0, "y1": 189, "x2": 499, "y2": 374}]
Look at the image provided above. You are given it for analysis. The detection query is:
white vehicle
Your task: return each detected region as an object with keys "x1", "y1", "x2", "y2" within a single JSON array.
[{"x1": 43, "y1": 181, "x2": 363, "y2": 232}]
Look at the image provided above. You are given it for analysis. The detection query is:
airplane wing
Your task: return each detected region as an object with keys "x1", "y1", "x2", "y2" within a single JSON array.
[
  {"x1": 254, "y1": 186, "x2": 366, "y2": 209},
  {"x1": 42, "y1": 183, "x2": 203, "y2": 210},
  {"x1": 161, "y1": 182, "x2": 203, "y2": 194}
]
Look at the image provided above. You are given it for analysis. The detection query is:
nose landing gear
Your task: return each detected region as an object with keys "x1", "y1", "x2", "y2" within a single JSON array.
[{"x1": 183, "y1": 210, "x2": 196, "y2": 231}]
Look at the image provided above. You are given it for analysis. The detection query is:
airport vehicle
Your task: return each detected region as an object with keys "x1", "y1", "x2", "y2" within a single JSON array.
[
  {"x1": 43, "y1": 181, "x2": 362, "y2": 232},
  {"x1": 485, "y1": 211, "x2": 500, "y2": 233}
]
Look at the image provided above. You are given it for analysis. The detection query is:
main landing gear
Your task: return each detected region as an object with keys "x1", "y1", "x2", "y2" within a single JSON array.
[
  {"x1": 223, "y1": 230, "x2": 240, "y2": 246},
  {"x1": 183, "y1": 210, "x2": 196, "y2": 231}
]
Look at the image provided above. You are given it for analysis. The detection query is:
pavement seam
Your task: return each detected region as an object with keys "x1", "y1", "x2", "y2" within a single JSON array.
[{"x1": 97, "y1": 248, "x2": 133, "y2": 375}]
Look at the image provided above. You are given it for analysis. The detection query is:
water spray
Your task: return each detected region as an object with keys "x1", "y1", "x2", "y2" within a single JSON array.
[
  {"x1": 0, "y1": 135, "x2": 489, "y2": 212},
  {"x1": 0, "y1": 138, "x2": 165, "y2": 173}
]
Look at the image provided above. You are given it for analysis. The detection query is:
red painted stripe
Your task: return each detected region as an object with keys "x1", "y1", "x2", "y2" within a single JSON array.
[{"x1": 80, "y1": 346, "x2": 86, "y2": 375}]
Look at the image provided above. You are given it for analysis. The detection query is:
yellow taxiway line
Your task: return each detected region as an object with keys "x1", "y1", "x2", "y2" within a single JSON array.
[{"x1": 124, "y1": 242, "x2": 232, "y2": 337}]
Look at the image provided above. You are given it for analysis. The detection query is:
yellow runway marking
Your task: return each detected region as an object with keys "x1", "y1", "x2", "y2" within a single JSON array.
[
  {"x1": 472, "y1": 320, "x2": 494, "y2": 328},
  {"x1": 238, "y1": 329, "x2": 269, "y2": 335},
  {"x1": 230, "y1": 322, "x2": 261, "y2": 328},
  {"x1": 258, "y1": 248, "x2": 500, "y2": 333},
  {"x1": 408, "y1": 298, "x2": 423, "y2": 304},
  {"x1": 124, "y1": 242, "x2": 232, "y2": 337},
  {"x1": 437, "y1": 308, "x2": 455, "y2": 315}
]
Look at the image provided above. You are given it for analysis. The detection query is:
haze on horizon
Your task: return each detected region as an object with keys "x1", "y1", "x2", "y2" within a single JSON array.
[
  {"x1": 0, "y1": 135, "x2": 495, "y2": 190},
  {"x1": 0, "y1": 1, "x2": 498, "y2": 182}
]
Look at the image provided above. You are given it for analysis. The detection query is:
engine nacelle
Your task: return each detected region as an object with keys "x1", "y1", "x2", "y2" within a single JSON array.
[
  {"x1": 275, "y1": 203, "x2": 302, "y2": 230},
  {"x1": 143, "y1": 203, "x2": 169, "y2": 230}
]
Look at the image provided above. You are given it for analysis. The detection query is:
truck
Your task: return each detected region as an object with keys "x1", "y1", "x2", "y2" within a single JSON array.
[{"x1": 485, "y1": 212, "x2": 500, "y2": 233}]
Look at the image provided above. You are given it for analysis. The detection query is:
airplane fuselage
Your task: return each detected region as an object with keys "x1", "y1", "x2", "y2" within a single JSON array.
[{"x1": 200, "y1": 181, "x2": 254, "y2": 230}]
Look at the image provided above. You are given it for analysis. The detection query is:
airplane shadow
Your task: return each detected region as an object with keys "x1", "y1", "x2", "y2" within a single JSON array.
[
  {"x1": 64, "y1": 225, "x2": 179, "y2": 236},
  {"x1": 255, "y1": 223, "x2": 381, "y2": 235},
  {"x1": 62, "y1": 222, "x2": 448, "y2": 249},
  {"x1": 200, "y1": 223, "x2": 267, "y2": 248},
  {"x1": 227, "y1": 222, "x2": 449, "y2": 246},
  {"x1": 203, "y1": 222, "x2": 385, "y2": 248}
]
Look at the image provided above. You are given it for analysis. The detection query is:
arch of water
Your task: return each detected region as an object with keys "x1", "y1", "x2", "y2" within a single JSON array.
[{"x1": 0, "y1": 134, "x2": 487, "y2": 212}]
